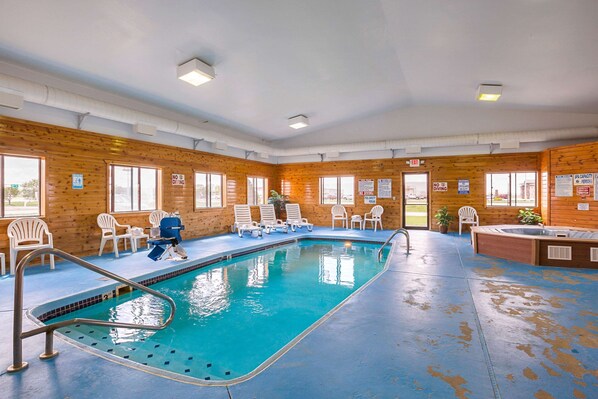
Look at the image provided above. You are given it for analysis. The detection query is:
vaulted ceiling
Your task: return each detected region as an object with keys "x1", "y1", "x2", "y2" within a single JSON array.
[{"x1": 1, "y1": 0, "x2": 597, "y2": 157}]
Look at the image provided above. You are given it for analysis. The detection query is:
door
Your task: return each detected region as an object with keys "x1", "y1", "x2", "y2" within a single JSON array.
[{"x1": 403, "y1": 173, "x2": 429, "y2": 229}]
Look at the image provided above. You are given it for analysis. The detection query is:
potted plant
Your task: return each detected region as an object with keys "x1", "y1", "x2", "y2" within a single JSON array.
[
  {"x1": 518, "y1": 208, "x2": 543, "y2": 225},
  {"x1": 434, "y1": 206, "x2": 454, "y2": 234},
  {"x1": 268, "y1": 190, "x2": 289, "y2": 219}
]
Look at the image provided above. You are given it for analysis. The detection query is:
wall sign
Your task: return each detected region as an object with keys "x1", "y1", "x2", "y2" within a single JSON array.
[
  {"x1": 433, "y1": 182, "x2": 448, "y2": 192},
  {"x1": 458, "y1": 179, "x2": 469, "y2": 194},
  {"x1": 577, "y1": 185, "x2": 591, "y2": 197},
  {"x1": 578, "y1": 203, "x2": 590, "y2": 211},
  {"x1": 72, "y1": 174, "x2": 84, "y2": 189},
  {"x1": 364, "y1": 196, "x2": 377, "y2": 204},
  {"x1": 595, "y1": 173, "x2": 598, "y2": 201},
  {"x1": 408, "y1": 159, "x2": 420, "y2": 167},
  {"x1": 377, "y1": 179, "x2": 392, "y2": 198},
  {"x1": 555, "y1": 174, "x2": 573, "y2": 197},
  {"x1": 172, "y1": 174, "x2": 185, "y2": 186},
  {"x1": 358, "y1": 179, "x2": 374, "y2": 195},
  {"x1": 574, "y1": 173, "x2": 593, "y2": 185}
]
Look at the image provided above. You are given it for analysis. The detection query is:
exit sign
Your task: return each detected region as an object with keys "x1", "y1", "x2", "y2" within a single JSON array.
[{"x1": 409, "y1": 159, "x2": 420, "y2": 167}]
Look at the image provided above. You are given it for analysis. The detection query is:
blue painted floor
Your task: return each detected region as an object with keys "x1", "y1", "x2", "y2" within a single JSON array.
[{"x1": 0, "y1": 228, "x2": 596, "y2": 399}]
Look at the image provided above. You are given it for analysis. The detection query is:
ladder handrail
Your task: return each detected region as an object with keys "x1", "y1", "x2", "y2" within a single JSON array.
[
  {"x1": 7, "y1": 247, "x2": 177, "y2": 373},
  {"x1": 378, "y1": 228, "x2": 410, "y2": 262}
]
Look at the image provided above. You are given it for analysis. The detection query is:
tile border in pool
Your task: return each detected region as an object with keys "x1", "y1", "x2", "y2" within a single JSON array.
[{"x1": 27, "y1": 236, "x2": 396, "y2": 386}]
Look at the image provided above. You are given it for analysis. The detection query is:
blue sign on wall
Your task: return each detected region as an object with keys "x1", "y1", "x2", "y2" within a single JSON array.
[
  {"x1": 72, "y1": 174, "x2": 84, "y2": 189},
  {"x1": 458, "y1": 179, "x2": 469, "y2": 194}
]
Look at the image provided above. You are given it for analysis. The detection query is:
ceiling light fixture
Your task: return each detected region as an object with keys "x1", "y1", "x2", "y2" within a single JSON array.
[
  {"x1": 288, "y1": 114, "x2": 309, "y2": 129},
  {"x1": 177, "y1": 58, "x2": 215, "y2": 86},
  {"x1": 477, "y1": 84, "x2": 502, "y2": 101}
]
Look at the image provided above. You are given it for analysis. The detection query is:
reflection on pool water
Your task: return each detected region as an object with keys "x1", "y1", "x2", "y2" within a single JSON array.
[{"x1": 51, "y1": 240, "x2": 388, "y2": 382}]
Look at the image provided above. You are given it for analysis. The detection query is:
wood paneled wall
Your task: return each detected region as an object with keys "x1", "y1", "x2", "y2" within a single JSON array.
[
  {"x1": 0, "y1": 117, "x2": 278, "y2": 258},
  {"x1": 545, "y1": 141, "x2": 598, "y2": 228},
  {"x1": 279, "y1": 153, "x2": 540, "y2": 231}
]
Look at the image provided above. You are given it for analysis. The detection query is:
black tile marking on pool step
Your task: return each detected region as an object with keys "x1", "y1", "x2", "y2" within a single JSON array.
[
  {"x1": 207, "y1": 363, "x2": 212, "y2": 367},
  {"x1": 38, "y1": 238, "x2": 380, "y2": 323},
  {"x1": 78, "y1": 336, "x2": 84, "y2": 339},
  {"x1": 91, "y1": 343, "x2": 97, "y2": 346},
  {"x1": 205, "y1": 377, "x2": 211, "y2": 380},
  {"x1": 225, "y1": 371, "x2": 231, "y2": 376},
  {"x1": 164, "y1": 361, "x2": 170, "y2": 365},
  {"x1": 107, "y1": 349, "x2": 113, "y2": 352},
  {"x1": 185, "y1": 369, "x2": 190, "y2": 373},
  {"x1": 147, "y1": 354, "x2": 153, "y2": 358},
  {"x1": 124, "y1": 355, "x2": 129, "y2": 359},
  {"x1": 170, "y1": 350, "x2": 176, "y2": 353},
  {"x1": 188, "y1": 356, "x2": 193, "y2": 360}
]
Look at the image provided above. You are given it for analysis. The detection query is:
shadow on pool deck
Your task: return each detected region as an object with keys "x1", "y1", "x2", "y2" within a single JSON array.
[{"x1": 0, "y1": 227, "x2": 596, "y2": 399}]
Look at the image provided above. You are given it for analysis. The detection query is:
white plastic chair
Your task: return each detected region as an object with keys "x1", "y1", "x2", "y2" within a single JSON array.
[
  {"x1": 259, "y1": 204, "x2": 288, "y2": 234},
  {"x1": 234, "y1": 205, "x2": 263, "y2": 238},
  {"x1": 285, "y1": 203, "x2": 313, "y2": 232},
  {"x1": 97, "y1": 213, "x2": 135, "y2": 258},
  {"x1": 149, "y1": 210, "x2": 169, "y2": 228},
  {"x1": 458, "y1": 206, "x2": 479, "y2": 235},
  {"x1": 7, "y1": 217, "x2": 55, "y2": 275},
  {"x1": 364, "y1": 205, "x2": 384, "y2": 231},
  {"x1": 331, "y1": 205, "x2": 348, "y2": 230}
]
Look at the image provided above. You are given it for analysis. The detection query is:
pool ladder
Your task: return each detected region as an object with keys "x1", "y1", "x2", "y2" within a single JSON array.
[
  {"x1": 7, "y1": 247, "x2": 177, "y2": 373},
  {"x1": 377, "y1": 228, "x2": 410, "y2": 262}
]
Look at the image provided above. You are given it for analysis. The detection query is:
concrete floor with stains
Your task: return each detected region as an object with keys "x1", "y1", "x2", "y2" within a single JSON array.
[{"x1": 0, "y1": 228, "x2": 596, "y2": 399}]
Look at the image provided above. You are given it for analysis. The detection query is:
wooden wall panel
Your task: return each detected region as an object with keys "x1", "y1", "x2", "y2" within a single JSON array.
[
  {"x1": 279, "y1": 153, "x2": 540, "y2": 231},
  {"x1": 547, "y1": 141, "x2": 598, "y2": 228},
  {"x1": 539, "y1": 150, "x2": 551, "y2": 225},
  {"x1": 0, "y1": 117, "x2": 278, "y2": 259}
]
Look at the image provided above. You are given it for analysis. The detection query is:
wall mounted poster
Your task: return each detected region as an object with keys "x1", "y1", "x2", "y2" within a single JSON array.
[
  {"x1": 574, "y1": 173, "x2": 593, "y2": 185},
  {"x1": 172, "y1": 174, "x2": 185, "y2": 186},
  {"x1": 595, "y1": 173, "x2": 598, "y2": 200},
  {"x1": 72, "y1": 174, "x2": 83, "y2": 189},
  {"x1": 358, "y1": 179, "x2": 374, "y2": 195},
  {"x1": 378, "y1": 179, "x2": 392, "y2": 198},
  {"x1": 433, "y1": 182, "x2": 448, "y2": 192},
  {"x1": 458, "y1": 180, "x2": 469, "y2": 194},
  {"x1": 577, "y1": 186, "x2": 591, "y2": 197},
  {"x1": 555, "y1": 174, "x2": 573, "y2": 197},
  {"x1": 364, "y1": 196, "x2": 377, "y2": 204}
]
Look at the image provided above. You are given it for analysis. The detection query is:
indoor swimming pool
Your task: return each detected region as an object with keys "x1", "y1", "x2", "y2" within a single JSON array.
[{"x1": 45, "y1": 239, "x2": 389, "y2": 383}]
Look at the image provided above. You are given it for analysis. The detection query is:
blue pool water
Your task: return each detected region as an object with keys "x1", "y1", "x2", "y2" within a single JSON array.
[{"x1": 51, "y1": 240, "x2": 388, "y2": 382}]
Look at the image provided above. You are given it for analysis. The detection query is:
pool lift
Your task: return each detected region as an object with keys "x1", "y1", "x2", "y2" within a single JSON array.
[
  {"x1": 377, "y1": 228, "x2": 410, "y2": 262},
  {"x1": 7, "y1": 248, "x2": 177, "y2": 373}
]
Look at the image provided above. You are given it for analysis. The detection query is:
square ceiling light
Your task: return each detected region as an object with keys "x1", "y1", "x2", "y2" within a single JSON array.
[
  {"x1": 177, "y1": 58, "x2": 215, "y2": 86},
  {"x1": 288, "y1": 114, "x2": 309, "y2": 129},
  {"x1": 477, "y1": 84, "x2": 502, "y2": 101}
]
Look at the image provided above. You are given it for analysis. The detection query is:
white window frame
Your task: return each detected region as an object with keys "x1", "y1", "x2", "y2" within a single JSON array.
[
  {"x1": 319, "y1": 176, "x2": 355, "y2": 205},
  {"x1": 1, "y1": 154, "x2": 44, "y2": 218},
  {"x1": 247, "y1": 176, "x2": 268, "y2": 206},
  {"x1": 486, "y1": 171, "x2": 538, "y2": 207},
  {"x1": 109, "y1": 164, "x2": 160, "y2": 213},
  {"x1": 195, "y1": 172, "x2": 224, "y2": 209}
]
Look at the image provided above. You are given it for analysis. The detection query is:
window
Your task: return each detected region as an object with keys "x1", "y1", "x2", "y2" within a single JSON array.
[
  {"x1": 486, "y1": 172, "x2": 537, "y2": 207},
  {"x1": 247, "y1": 177, "x2": 267, "y2": 205},
  {"x1": 1, "y1": 154, "x2": 42, "y2": 218},
  {"x1": 110, "y1": 164, "x2": 159, "y2": 212},
  {"x1": 195, "y1": 172, "x2": 223, "y2": 208},
  {"x1": 320, "y1": 176, "x2": 354, "y2": 205}
]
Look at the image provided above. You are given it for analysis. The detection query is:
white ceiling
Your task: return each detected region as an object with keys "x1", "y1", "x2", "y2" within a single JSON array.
[{"x1": 1, "y1": 0, "x2": 598, "y2": 145}]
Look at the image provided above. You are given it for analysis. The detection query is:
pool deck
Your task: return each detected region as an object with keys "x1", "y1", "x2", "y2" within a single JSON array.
[{"x1": 0, "y1": 228, "x2": 596, "y2": 399}]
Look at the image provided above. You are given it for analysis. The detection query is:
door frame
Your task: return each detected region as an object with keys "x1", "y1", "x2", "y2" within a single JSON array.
[{"x1": 402, "y1": 172, "x2": 430, "y2": 230}]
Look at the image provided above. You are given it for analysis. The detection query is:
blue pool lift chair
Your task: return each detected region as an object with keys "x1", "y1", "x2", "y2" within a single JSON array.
[{"x1": 147, "y1": 217, "x2": 188, "y2": 261}]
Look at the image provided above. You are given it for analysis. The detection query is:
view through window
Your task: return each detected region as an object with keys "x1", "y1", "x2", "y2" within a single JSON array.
[
  {"x1": 1, "y1": 155, "x2": 42, "y2": 217},
  {"x1": 195, "y1": 172, "x2": 223, "y2": 208},
  {"x1": 486, "y1": 172, "x2": 537, "y2": 206},
  {"x1": 320, "y1": 177, "x2": 354, "y2": 205},
  {"x1": 111, "y1": 165, "x2": 158, "y2": 212}
]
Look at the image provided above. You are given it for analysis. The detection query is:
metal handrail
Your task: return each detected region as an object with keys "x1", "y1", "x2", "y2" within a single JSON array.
[
  {"x1": 7, "y1": 247, "x2": 177, "y2": 373},
  {"x1": 377, "y1": 228, "x2": 410, "y2": 262}
]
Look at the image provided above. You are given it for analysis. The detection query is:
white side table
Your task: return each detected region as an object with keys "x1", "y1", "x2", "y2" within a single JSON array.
[
  {"x1": 0, "y1": 253, "x2": 5, "y2": 275},
  {"x1": 350, "y1": 216, "x2": 363, "y2": 230}
]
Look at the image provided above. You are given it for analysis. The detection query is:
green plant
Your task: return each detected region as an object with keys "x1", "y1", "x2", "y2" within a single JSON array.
[
  {"x1": 268, "y1": 190, "x2": 289, "y2": 218},
  {"x1": 434, "y1": 206, "x2": 454, "y2": 227},
  {"x1": 518, "y1": 208, "x2": 543, "y2": 225}
]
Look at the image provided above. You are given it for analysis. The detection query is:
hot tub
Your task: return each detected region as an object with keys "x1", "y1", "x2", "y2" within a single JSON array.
[{"x1": 471, "y1": 225, "x2": 598, "y2": 269}]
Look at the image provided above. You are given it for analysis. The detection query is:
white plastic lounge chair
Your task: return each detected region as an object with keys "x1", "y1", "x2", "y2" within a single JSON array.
[
  {"x1": 7, "y1": 217, "x2": 55, "y2": 275},
  {"x1": 364, "y1": 205, "x2": 384, "y2": 231},
  {"x1": 331, "y1": 204, "x2": 348, "y2": 230},
  {"x1": 259, "y1": 204, "x2": 288, "y2": 234},
  {"x1": 458, "y1": 206, "x2": 479, "y2": 235},
  {"x1": 285, "y1": 203, "x2": 313, "y2": 232},
  {"x1": 97, "y1": 213, "x2": 135, "y2": 258},
  {"x1": 234, "y1": 204, "x2": 263, "y2": 238},
  {"x1": 149, "y1": 209, "x2": 169, "y2": 228}
]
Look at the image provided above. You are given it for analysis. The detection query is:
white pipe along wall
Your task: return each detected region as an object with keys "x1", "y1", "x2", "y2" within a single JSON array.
[{"x1": 1, "y1": 72, "x2": 597, "y2": 158}]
